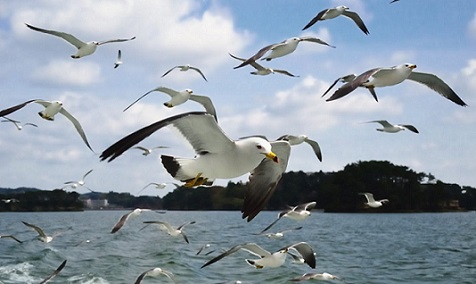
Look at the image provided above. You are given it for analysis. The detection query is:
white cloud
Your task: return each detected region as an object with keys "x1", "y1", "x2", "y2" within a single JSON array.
[
  {"x1": 468, "y1": 12, "x2": 476, "y2": 38},
  {"x1": 30, "y1": 60, "x2": 101, "y2": 86}
]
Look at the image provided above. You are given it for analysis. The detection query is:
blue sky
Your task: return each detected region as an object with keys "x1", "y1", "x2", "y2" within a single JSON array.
[{"x1": 1, "y1": 0, "x2": 475, "y2": 197}]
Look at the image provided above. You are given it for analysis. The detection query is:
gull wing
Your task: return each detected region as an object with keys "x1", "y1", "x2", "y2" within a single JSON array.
[
  {"x1": 322, "y1": 74, "x2": 356, "y2": 98},
  {"x1": 359, "y1": 192, "x2": 376, "y2": 203},
  {"x1": 143, "y1": 221, "x2": 174, "y2": 233},
  {"x1": 342, "y1": 10, "x2": 370, "y2": 35},
  {"x1": 303, "y1": 138, "x2": 322, "y2": 162},
  {"x1": 134, "y1": 268, "x2": 177, "y2": 284},
  {"x1": 369, "y1": 120, "x2": 393, "y2": 128},
  {"x1": 201, "y1": 243, "x2": 271, "y2": 268},
  {"x1": 326, "y1": 68, "x2": 381, "y2": 102},
  {"x1": 0, "y1": 99, "x2": 38, "y2": 117},
  {"x1": 259, "y1": 214, "x2": 284, "y2": 234},
  {"x1": 58, "y1": 107, "x2": 94, "y2": 153},
  {"x1": 189, "y1": 66, "x2": 208, "y2": 81},
  {"x1": 273, "y1": 69, "x2": 299, "y2": 77},
  {"x1": 110, "y1": 211, "x2": 132, "y2": 233},
  {"x1": 161, "y1": 66, "x2": 180, "y2": 78},
  {"x1": 177, "y1": 220, "x2": 196, "y2": 231},
  {"x1": 299, "y1": 36, "x2": 335, "y2": 48},
  {"x1": 302, "y1": 9, "x2": 329, "y2": 30},
  {"x1": 22, "y1": 221, "x2": 47, "y2": 238},
  {"x1": 39, "y1": 260, "x2": 67, "y2": 284},
  {"x1": 0, "y1": 235, "x2": 23, "y2": 243},
  {"x1": 296, "y1": 201, "x2": 317, "y2": 211},
  {"x1": 242, "y1": 141, "x2": 291, "y2": 222},
  {"x1": 401, "y1": 124, "x2": 419, "y2": 133},
  {"x1": 233, "y1": 42, "x2": 278, "y2": 69},
  {"x1": 100, "y1": 112, "x2": 233, "y2": 162},
  {"x1": 97, "y1": 36, "x2": 136, "y2": 45},
  {"x1": 123, "y1": 86, "x2": 173, "y2": 112},
  {"x1": 286, "y1": 242, "x2": 316, "y2": 269},
  {"x1": 25, "y1": 23, "x2": 86, "y2": 48},
  {"x1": 189, "y1": 95, "x2": 218, "y2": 121},
  {"x1": 82, "y1": 169, "x2": 93, "y2": 180},
  {"x1": 407, "y1": 72, "x2": 467, "y2": 106}
]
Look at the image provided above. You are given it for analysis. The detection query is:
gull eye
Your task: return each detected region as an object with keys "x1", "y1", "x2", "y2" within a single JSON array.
[{"x1": 256, "y1": 144, "x2": 263, "y2": 150}]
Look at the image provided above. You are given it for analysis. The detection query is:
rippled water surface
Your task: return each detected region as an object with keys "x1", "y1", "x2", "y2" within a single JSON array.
[{"x1": 1, "y1": 211, "x2": 475, "y2": 283}]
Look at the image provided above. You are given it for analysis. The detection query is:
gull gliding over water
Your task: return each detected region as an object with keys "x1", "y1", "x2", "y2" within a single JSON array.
[
  {"x1": 229, "y1": 53, "x2": 299, "y2": 77},
  {"x1": 123, "y1": 87, "x2": 217, "y2": 121},
  {"x1": 161, "y1": 64, "x2": 208, "y2": 81},
  {"x1": 260, "y1": 201, "x2": 316, "y2": 233},
  {"x1": 110, "y1": 208, "x2": 152, "y2": 233},
  {"x1": 366, "y1": 120, "x2": 419, "y2": 134},
  {"x1": 234, "y1": 36, "x2": 335, "y2": 69},
  {"x1": 258, "y1": 226, "x2": 303, "y2": 239},
  {"x1": 134, "y1": 267, "x2": 177, "y2": 284},
  {"x1": 324, "y1": 63, "x2": 467, "y2": 106},
  {"x1": 201, "y1": 242, "x2": 316, "y2": 269},
  {"x1": 302, "y1": 5, "x2": 370, "y2": 35},
  {"x1": 141, "y1": 220, "x2": 196, "y2": 243},
  {"x1": 25, "y1": 23, "x2": 135, "y2": 59},
  {"x1": 21, "y1": 221, "x2": 54, "y2": 243},
  {"x1": 100, "y1": 111, "x2": 286, "y2": 221},
  {"x1": 0, "y1": 99, "x2": 94, "y2": 152},
  {"x1": 290, "y1": 272, "x2": 341, "y2": 282},
  {"x1": 359, "y1": 192, "x2": 389, "y2": 208}
]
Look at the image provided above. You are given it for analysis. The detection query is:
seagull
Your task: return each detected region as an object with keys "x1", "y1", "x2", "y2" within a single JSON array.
[
  {"x1": 359, "y1": 192, "x2": 389, "y2": 208},
  {"x1": 100, "y1": 111, "x2": 288, "y2": 221},
  {"x1": 260, "y1": 201, "x2": 316, "y2": 234},
  {"x1": 201, "y1": 242, "x2": 316, "y2": 269},
  {"x1": 0, "y1": 235, "x2": 23, "y2": 243},
  {"x1": 302, "y1": 5, "x2": 370, "y2": 35},
  {"x1": 0, "y1": 99, "x2": 95, "y2": 152},
  {"x1": 140, "y1": 220, "x2": 196, "y2": 243},
  {"x1": 234, "y1": 36, "x2": 335, "y2": 69},
  {"x1": 21, "y1": 221, "x2": 54, "y2": 243},
  {"x1": 64, "y1": 169, "x2": 94, "y2": 189},
  {"x1": 134, "y1": 267, "x2": 177, "y2": 284},
  {"x1": 132, "y1": 145, "x2": 169, "y2": 156},
  {"x1": 258, "y1": 226, "x2": 303, "y2": 239},
  {"x1": 161, "y1": 64, "x2": 208, "y2": 82},
  {"x1": 110, "y1": 208, "x2": 152, "y2": 233},
  {"x1": 1, "y1": 198, "x2": 19, "y2": 203},
  {"x1": 229, "y1": 53, "x2": 299, "y2": 77},
  {"x1": 324, "y1": 63, "x2": 467, "y2": 106},
  {"x1": 277, "y1": 134, "x2": 322, "y2": 162},
  {"x1": 196, "y1": 243, "x2": 215, "y2": 255},
  {"x1": 114, "y1": 50, "x2": 122, "y2": 69},
  {"x1": 25, "y1": 23, "x2": 136, "y2": 59},
  {"x1": 122, "y1": 87, "x2": 218, "y2": 121},
  {"x1": 366, "y1": 120, "x2": 419, "y2": 133},
  {"x1": 39, "y1": 260, "x2": 67, "y2": 284},
  {"x1": 1, "y1": 117, "x2": 38, "y2": 130},
  {"x1": 290, "y1": 272, "x2": 341, "y2": 282},
  {"x1": 137, "y1": 182, "x2": 180, "y2": 194}
]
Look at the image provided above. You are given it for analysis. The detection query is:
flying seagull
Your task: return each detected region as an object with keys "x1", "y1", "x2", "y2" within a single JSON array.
[
  {"x1": 201, "y1": 242, "x2": 316, "y2": 269},
  {"x1": 114, "y1": 50, "x2": 122, "y2": 69},
  {"x1": 290, "y1": 272, "x2": 341, "y2": 282},
  {"x1": 277, "y1": 134, "x2": 322, "y2": 162},
  {"x1": 324, "y1": 63, "x2": 467, "y2": 106},
  {"x1": 110, "y1": 208, "x2": 152, "y2": 233},
  {"x1": 39, "y1": 260, "x2": 67, "y2": 284},
  {"x1": 260, "y1": 201, "x2": 316, "y2": 234},
  {"x1": 161, "y1": 64, "x2": 208, "y2": 82},
  {"x1": 302, "y1": 5, "x2": 370, "y2": 35},
  {"x1": 134, "y1": 267, "x2": 177, "y2": 284},
  {"x1": 132, "y1": 145, "x2": 169, "y2": 156},
  {"x1": 257, "y1": 226, "x2": 303, "y2": 239},
  {"x1": 0, "y1": 235, "x2": 23, "y2": 243},
  {"x1": 234, "y1": 36, "x2": 335, "y2": 69},
  {"x1": 25, "y1": 23, "x2": 135, "y2": 59},
  {"x1": 141, "y1": 220, "x2": 196, "y2": 243},
  {"x1": 21, "y1": 221, "x2": 54, "y2": 243},
  {"x1": 196, "y1": 243, "x2": 215, "y2": 255},
  {"x1": 0, "y1": 99, "x2": 95, "y2": 152},
  {"x1": 100, "y1": 111, "x2": 288, "y2": 221},
  {"x1": 64, "y1": 169, "x2": 94, "y2": 189},
  {"x1": 122, "y1": 86, "x2": 218, "y2": 121},
  {"x1": 229, "y1": 53, "x2": 299, "y2": 77},
  {"x1": 1, "y1": 116, "x2": 38, "y2": 130},
  {"x1": 359, "y1": 192, "x2": 389, "y2": 208},
  {"x1": 366, "y1": 120, "x2": 419, "y2": 133},
  {"x1": 137, "y1": 182, "x2": 180, "y2": 194}
]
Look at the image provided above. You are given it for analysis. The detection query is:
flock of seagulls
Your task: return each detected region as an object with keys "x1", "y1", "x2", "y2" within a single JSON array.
[{"x1": 0, "y1": 1, "x2": 469, "y2": 282}]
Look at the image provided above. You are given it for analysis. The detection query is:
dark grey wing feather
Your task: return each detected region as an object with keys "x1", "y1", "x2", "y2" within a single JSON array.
[
  {"x1": 201, "y1": 243, "x2": 248, "y2": 268},
  {"x1": 233, "y1": 43, "x2": 276, "y2": 69},
  {"x1": 123, "y1": 88, "x2": 161, "y2": 112},
  {"x1": 0, "y1": 99, "x2": 38, "y2": 117},
  {"x1": 241, "y1": 141, "x2": 291, "y2": 222},
  {"x1": 259, "y1": 216, "x2": 282, "y2": 234},
  {"x1": 342, "y1": 11, "x2": 370, "y2": 35},
  {"x1": 58, "y1": 108, "x2": 95, "y2": 153},
  {"x1": 401, "y1": 124, "x2": 419, "y2": 133},
  {"x1": 407, "y1": 72, "x2": 467, "y2": 106},
  {"x1": 288, "y1": 242, "x2": 316, "y2": 269},
  {"x1": 302, "y1": 9, "x2": 328, "y2": 30},
  {"x1": 39, "y1": 260, "x2": 67, "y2": 284},
  {"x1": 134, "y1": 269, "x2": 152, "y2": 284},
  {"x1": 161, "y1": 66, "x2": 179, "y2": 78},
  {"x1": 326, "y1": 68, "x2": 380, "y2": 102}
]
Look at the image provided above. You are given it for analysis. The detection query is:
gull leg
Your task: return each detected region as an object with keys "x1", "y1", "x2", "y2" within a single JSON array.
[{"x1": 184, "y1": 173, "x2": 203, "y2": 187}]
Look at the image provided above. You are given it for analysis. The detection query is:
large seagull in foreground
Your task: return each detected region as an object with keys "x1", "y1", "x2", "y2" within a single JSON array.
[
  {"x1": 323, "y1": 63, "x2": 467, "y2": 106},
  {"x1": 100, "y1": 111, "x2": 290, "y2": 221},
  {"x1": 25, "y1": 23, "x2": 135, "y2": 59}
]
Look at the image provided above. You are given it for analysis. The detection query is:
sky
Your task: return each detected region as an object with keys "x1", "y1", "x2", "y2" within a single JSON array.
[{"x1": 1, "y1": 0, "x2": 475, "y2": 197}]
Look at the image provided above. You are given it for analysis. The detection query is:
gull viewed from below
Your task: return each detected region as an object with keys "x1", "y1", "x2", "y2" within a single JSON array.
[
  {"x1": 63, "y1": 169, "x2": 94, "y2": 190},
  {"x1": 324, "y1": 63, "x2": 467, "y2": 106},
  {"x1": 110, "y1": 208, "x2": 153, "y2": 233},
  {"x1": 113, "y1": 50, "x2": 122, "y2": 69},
  {"x1": 0, "y1": 99, "x2": 94, "y2": 152},
  {"x1": 161, "y1": 64, "x2": 208, "y2": 81},
  {"x1": 123, "y1": 87, "x2": 217, "y2": 121},
  {"x1": 100, "y1": 111, "x2": 288, "y2": 221},
  {"x1": 134, "y1": 267, "x2": 177, "y2": 284},
  {"x1": 25, "y1": 23, "x2": 135, "y2": 59},
  {"x1": 201, "y1": 242, "x2": 316, "y2": 269},
  {"x1": 366, "y1": 120, "x2": 419, "y2": 133},
  {"x1": 302, "y1": 5, "x2": 370, "y2": 35},
  {"x1": 229, "y1": 53, "x2": 299, "y2": 77}
]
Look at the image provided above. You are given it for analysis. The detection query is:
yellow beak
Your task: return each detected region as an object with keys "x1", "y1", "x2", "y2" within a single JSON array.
[{"x1": 265, "y1": 151, "x2": 279, "y2": 163}]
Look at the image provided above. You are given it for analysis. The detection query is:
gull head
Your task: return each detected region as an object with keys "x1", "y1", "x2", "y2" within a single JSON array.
[
  {"x1": 403, "y1": 63, "x2": 417, "y2": 70},
  {"x1": 336, "y1": 5, "x2": 349, "y2": 10},
  {"x1": 185, "y1": 89, "x2": 193, "y2": 94}
]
